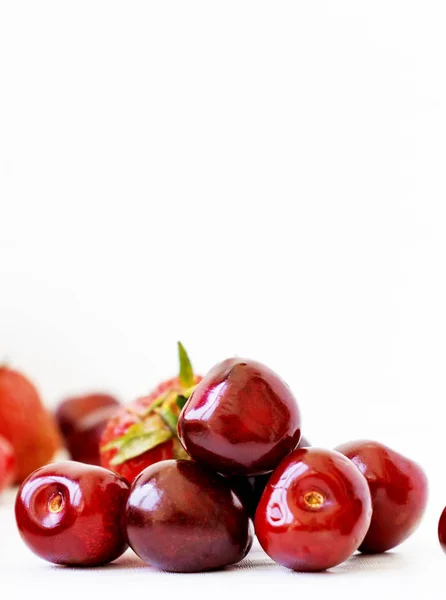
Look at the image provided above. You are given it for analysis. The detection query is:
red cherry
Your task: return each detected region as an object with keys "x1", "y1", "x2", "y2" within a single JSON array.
[
  {"x1": 125, "y1": 460, "x2": 253, "y2": 572},
  {"x1": 56, "y1": 394, "x2": 120, "y2": 466},
  {"x1": 178, "y1": 358, "x2": 301, "y2": 475},
  {"x1": 15, "y1": 461, "x2": 129, "y2": 566},
  {"x1": 254, "y1": 448, "x2": 372, "y2": 571},
  {"x1": 336, "y1": 440, "x2": 428, "y2": 553},
  {"x1": 0, "y1": 435, "x2": 16, "y2": 493},
  {"x1": 439, "y1": 508, "x2": 446, "y2": 553},
  {"x1": 227, "y1": 438, "x2": 313, "y2": 517}
]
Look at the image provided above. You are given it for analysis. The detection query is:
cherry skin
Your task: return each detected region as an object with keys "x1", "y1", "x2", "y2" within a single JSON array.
[
  {"x1": 56, "y1": 394, "x2": 120, "y2": 466},
  {"x1": 125, "y1": 460, "x2": 253, "y2": 572},
  {"x1": 336, "y1": 440, "x2": 428, "y2": 553},
  {"x1": 228, "y1": 436, "x2": 312, "y2": 517},
  {"x1": 178, "y1": 358, "x2": 301, "y2": 476},
  {"x1": 439, "y1": 507, "x2": 446, "y2": 553},
  {"x1": 15, "y1": 461, "x2": 129, "y2": 566},
  {"x1": 227, "y1": 473, "x2": 270, "y2": 518},
  {"x1": 254, "y1": 448, "x2": 372, "y2": 571}
]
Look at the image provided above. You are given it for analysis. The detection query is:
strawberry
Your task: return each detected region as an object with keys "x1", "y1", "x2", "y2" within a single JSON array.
[
  {"x1": 0, "y1": 435, "x2": 16, "y2": 493},
  {"x1": 0, "y1": 366, "x2": 62, "y2": 482},
  {"x1": 100, "y1": 343, "x2": 201, "y2": 482}
]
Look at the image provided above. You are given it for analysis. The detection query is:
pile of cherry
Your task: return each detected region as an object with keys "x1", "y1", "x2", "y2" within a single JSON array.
[{"x1": 13, "y1": 353, "x2": 443, "y2": 572}]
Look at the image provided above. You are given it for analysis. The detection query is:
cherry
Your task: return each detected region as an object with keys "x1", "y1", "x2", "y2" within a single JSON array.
[
  {"x1": 56, "y1": 394, "x2": 120, "y2": 466},
  {"x1": 15, "y1": 461, "x2": 129, "y2": 566},
  {"x1": 228, "y1": 436, "x2": 312, "y2": 517},
  {"x1": 254, "y1": 448, "x2": 372, "y2": 571},
  {"x1": 178, "y1": 358, "x2": 301, "y2": 476},
  {"x1": 125, "y1": 459, "x2": 253, "y2": 572},
  {"x1": 336, "y1": 440, "x2": 428, "y2": 553},
  {"x1": 227, "y1": 473, "x2": 270, "y2": 518},
  {"x1": 439, "y1": 507, "x2": 446, "y2": 553},
  {"x1": 0, "y1": 435, "x2": 16, "y2": 493}
]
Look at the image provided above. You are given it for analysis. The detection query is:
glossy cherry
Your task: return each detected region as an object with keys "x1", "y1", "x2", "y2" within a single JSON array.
[
  {"x1": 227, "y1": 473, "x2": 270, "y2": 518},
  {"x1": 336, "y1": 440, "x2": 428, "y2": 553},
  {"x1": 15, "y1": 461, "x2": 129, "y2": 566},
  {"x1": 125, "y1": 459, "x2": 253, "y2": 572},
  {"x1": 439, "y1": 507, "x2": 446, "y2": 553},
  {"x1": 0, "y1": 435, "x2": 16, "y2": 493},
  {"x1": 254, "y1": 448, "x2": 372, "y2": 571},
  {"x1": 228, "y1": 437, "x2": 311, "y2": 517},
  {"x1": 178, "y1": 358, "x2": 301, "y2": 476},
  {"x1": 56, "y1": 394, "x2": 120, "y2": 465}
]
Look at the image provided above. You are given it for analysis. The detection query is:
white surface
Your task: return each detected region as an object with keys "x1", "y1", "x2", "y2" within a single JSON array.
[
  {"x1": 1, "y1": 1, "x2": 446, "y2": 596},
  {"x1": 1, "y1": 2, "x2": 446, "y2": 448},
  {"x1": 0, "y1": 491, "x2": 443, "y2": 600}
]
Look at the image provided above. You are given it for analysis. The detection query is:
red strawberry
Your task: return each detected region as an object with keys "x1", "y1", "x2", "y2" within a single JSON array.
[
  {"x1": 0, "y1": 366, "x2": 62, "y2": 482},
  {"x1": 0, "y1": 435, "x2": 16, "y2": 493},
  {"x1": 100, "y1": 343, "x2": 201, "y2": 482}
]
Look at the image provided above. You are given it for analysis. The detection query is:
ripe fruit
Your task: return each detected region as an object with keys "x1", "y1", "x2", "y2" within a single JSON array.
[
  {"x1": 336, "y1": 440, "x2": 428, "y2": 553},
  {"x1": 228, "y1": 436, "x2": 311, "y2": 516},
  {"x1": 0, "y1": 366, "x2": 61, "y2": 482},
  {"x1": 227, "y1": 473, "x2": 271, "y2": 518},
  {"x1": 15, "y1": 461, "x2": 129, "y2": 566},
  {"x1": 439, "y1": 508, "x2": 446, "y2": 553},
  {"x1": 100, "y1": 343, "x2": 201, "y2": 482},
  {"x1": 56, "y1": 393, "x2": 120, "y2": 465},
  {"x1": 254, "y1": 448, "x2": 372, "y2": 571},
  {"x1": 0, "y1": 435, "x2": 16, "y2": 493},
  {"x1": 178, "y1": 358, "x2": 301, "y2": 476},
  {"x1": 125, "y1": 460, "x2": 253, "y2": 572}
]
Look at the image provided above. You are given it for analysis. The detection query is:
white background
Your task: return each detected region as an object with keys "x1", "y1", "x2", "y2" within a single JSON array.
[{"x1": 1, "y1": 1, "x2": 445, "y2": 597}]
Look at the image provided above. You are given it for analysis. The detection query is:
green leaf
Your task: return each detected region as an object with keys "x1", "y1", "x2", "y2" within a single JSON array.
[
  {"x1": 175, "y1": 385, "x2": 197, "y2": 410},
  {"x1": 109, "y1": 429, "x2": 173, "y2": 466},
  {"x1": 178, "y1": 341, "x2": 194, "y2": 388},
  {"x1": 157, "y1": 405, "x2": 179, "y2": 433},
  {"x1": 141, "y1": 392, "x2": 169, "y2": 417},
  {"x1": 101, "y1": 423, "x2": 144, "y2": 453},
  {"x1": 176, "y1": 394, "x2": 188, "y2": 410},
  {"x1": 101, "y1": 419, "x2": 161, "y2": 453}
]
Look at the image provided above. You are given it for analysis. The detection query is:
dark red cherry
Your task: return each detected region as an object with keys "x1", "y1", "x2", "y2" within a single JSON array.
[
  {"x1": 254, "y1": 448, "x2": 372, "y2": 571},
  {"x1": 336, "y1": 440, "x2": 428, "y2": 553},
  {"x1": 228, "y1": 437, "x2": 312, "y2": 517},
  {"x1": 178, "y1": 358, "x2": 301, "y2": 476},
  {"x1": 56, "y1": 394, "x2": 120, "y2": 465},
  {"x1": 439, "y1": 508, "x2": 446, "y2": 553},
  {"x1": 227, "y1": 473, "x2": 270, "y2": 518},
  {"x1": 15, "y1": 461, "x2": 129, "y2": 566},
  {"x1": 125, "y1": 460, "x2": 253, "y2": 572}
]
